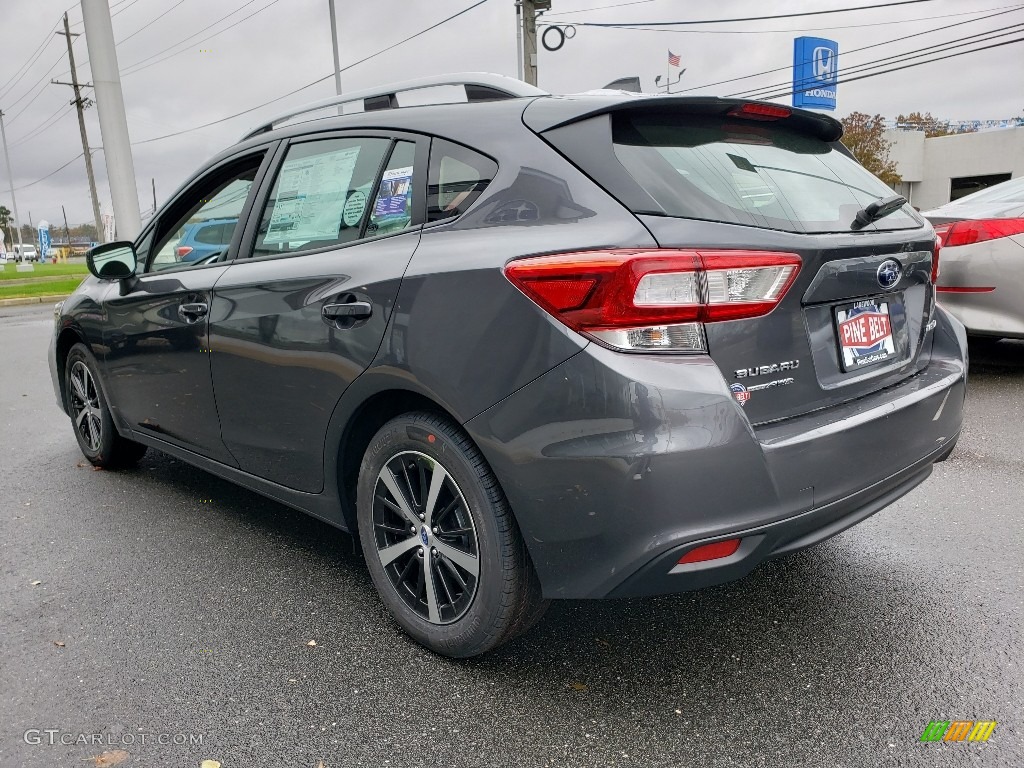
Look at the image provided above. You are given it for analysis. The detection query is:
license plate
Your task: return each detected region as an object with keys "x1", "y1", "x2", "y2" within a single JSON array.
[{"x1": 835, "y1": 299, "x2": 896, "y2": 371}]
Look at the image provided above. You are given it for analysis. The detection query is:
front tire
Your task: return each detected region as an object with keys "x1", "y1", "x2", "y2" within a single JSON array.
[
  {"x1": 357, "y1": 412, "x2": 546, "y2": 657},
  {"x1": 65, "y1": 343, "x2": 147, "y2": 469}
]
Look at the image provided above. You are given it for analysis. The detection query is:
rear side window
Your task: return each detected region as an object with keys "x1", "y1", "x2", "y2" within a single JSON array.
[
  {"x1": 194, "y1": 222, "x2": 228, "y2": 244},
  {"x1": 611, "y1": 113, "x2": 920, "y2": 234},
  {"x1": 427, "y1": 140, "x2": 497, "y2": 222}
]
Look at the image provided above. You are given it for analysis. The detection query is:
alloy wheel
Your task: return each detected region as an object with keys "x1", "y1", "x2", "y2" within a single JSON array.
[
  {"x1": 69, "y1": 360, "x2": 102, "y2": 453},
  {"x1": 372, "y1": 451, "x2": 480, "y2": 624}
]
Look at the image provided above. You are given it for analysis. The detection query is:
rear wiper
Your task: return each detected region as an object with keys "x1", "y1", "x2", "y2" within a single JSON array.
[{"x1": 851, "y1": 194, "x2": 907, "y2": 230}]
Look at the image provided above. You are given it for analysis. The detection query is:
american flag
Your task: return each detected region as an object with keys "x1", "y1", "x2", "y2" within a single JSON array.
[{"x1": 668, "y1": 50, "x2": 681, "y2": 67}]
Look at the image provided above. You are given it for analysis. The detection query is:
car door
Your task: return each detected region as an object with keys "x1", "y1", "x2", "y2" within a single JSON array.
[
  {"x1": 208, "y1": 132, "x2": 427, "y2": 492},
  {"x1": 101, "y1": 146, "x2": 277, "y2": 464}
]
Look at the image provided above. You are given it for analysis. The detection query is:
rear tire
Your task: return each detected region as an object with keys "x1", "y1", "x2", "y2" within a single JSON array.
[
  {"x1": 65, "y1": 343, "x2": 147, "y2": 469},
  {"x1": 356, "y1": 411, "x2": 547, "y2": 657}
]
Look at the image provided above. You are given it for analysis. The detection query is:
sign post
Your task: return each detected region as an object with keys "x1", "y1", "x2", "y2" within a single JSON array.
[{"x1": 792, "y1": 37, "x2": 838, "y2": 111}]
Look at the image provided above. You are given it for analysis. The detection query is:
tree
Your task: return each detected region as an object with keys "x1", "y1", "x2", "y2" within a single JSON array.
[
  {"x1": 894, "y1": 111, "x2": 952, "y2": 137},
  {"x1": 0, "y1": 205, "x2": 10, "y2": 250},
  {"x1": 840, "y1": 112, "x2": 901, "y2": 186}
]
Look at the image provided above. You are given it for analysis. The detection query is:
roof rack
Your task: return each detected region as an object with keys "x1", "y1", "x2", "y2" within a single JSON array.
[{"x1": 242, "y1": 72, "x2": 547, "y2": 140}]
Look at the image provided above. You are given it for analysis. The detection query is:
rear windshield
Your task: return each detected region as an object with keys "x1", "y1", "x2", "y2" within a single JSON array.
[{"x1": 612, "y1": 113, "x2": 921, "y2": 234}]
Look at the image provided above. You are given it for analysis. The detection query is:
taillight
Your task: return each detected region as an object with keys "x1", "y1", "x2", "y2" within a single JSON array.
[
  {"x1": 934, "y1": 218, "x2": 1024, "y2": 247},
  {"x1": 176, "y1": 246, "x2": 194, "y2": 260},
  {"x1": 931, "y1": 235, "x2": 941, "y2": 284},
  {"x1": 504, "y1": 249, "x2": 801, "y2": 352},
  {"x1": 728, "y1": 102, "x2": 792, "y2": 120}
]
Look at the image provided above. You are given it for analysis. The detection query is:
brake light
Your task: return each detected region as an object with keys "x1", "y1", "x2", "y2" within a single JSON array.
[
  {"x1": 931, "y1": 235, "x2": 941, "y2": 284},
  {"x1": 176, "y1": 246, "x2": 194, "y2": 260},
  {"x1": 678, "y1": 538, "x2": 741, "y2": 565},
  {"x1": 934, "y1": 218, "x2": 1024, "y2": 247},
  {"x1": 728, "y1": 102, "x2": 792, "y2": 120},
  {"x1": 504, "y1": 249, "x2": 801, "y2": 352}
]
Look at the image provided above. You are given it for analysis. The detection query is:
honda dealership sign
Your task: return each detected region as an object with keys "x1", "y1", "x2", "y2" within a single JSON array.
[{"x1": 792, "y1": 36, "x2": 838, "y2": 111}]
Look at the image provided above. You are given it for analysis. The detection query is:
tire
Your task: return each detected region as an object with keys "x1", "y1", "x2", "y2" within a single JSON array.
[
  {"x1": 357, "y1": 411, "x2": 547, "y2": 657},
  {"x1": 65, "y1": 343, "x2": 147, "y2": 469}
]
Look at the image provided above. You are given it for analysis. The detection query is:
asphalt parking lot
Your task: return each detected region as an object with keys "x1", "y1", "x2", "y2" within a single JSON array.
[{"x1": 2, "y1": 303, "x2": 1021, "y2": 768}]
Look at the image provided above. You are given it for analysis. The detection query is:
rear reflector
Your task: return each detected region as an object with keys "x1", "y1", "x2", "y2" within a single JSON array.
[
  {"x1": 934, "y1": 218, "x2": 1024, "y2": 247},
  {"x1": 936, "y1": 286, "x2": 995, "y2": 293},
  {"x1": 729, "y1": 102, "x2": 792, "y2": 120},
  {"x1": 678, "y1": 538, "x2": 741, "y2": 565},
  {"x1": 504, "y1": 249, "x2": 801, "y2": 352}
]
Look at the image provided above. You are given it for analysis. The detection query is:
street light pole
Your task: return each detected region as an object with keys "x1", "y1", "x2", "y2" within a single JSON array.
[
  {"x1": 81, "y1": 0, "x2": 142, "y2": 241},
  {"x1": 329, "y1": 0, "x2": 342, "y2": 112},
  {"x1": 0, "y1": 110, "x2": 25, "y2": 252}
]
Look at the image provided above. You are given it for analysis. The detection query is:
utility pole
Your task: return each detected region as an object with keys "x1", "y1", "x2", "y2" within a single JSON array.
[
  {"x1": 52, "y1": 13, "x2": 103, "y2": 243},
  {"x1": 0, "y1": 110, "x2": 25, "y2": 251},
  {"x1": 151, "y1": 177, "x2": 156, "y2": 213},
  {"x1": 519, "y1": 0, "x2": 541, "y2": 86},
  {"x1": 82, "y1": 0, "x2": 142, "y2": 241}
]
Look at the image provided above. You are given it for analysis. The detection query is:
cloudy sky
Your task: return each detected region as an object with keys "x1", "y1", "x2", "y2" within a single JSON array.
[{"x1": 1, "y1": 0, "x2": 1022, "y2": 230}]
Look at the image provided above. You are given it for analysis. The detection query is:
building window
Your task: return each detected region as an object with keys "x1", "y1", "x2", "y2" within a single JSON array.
[{"x1": 950, "y1": 173, "x2": 1012, "y2": 201}]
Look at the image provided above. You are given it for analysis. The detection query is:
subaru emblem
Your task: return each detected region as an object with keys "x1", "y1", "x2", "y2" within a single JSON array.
[
  {"x1": 876, "y1": 259, "x2": 902, "y2": 290},
  {"x1": 420, "y1": 526, "x2": 430, "y2": 546}
]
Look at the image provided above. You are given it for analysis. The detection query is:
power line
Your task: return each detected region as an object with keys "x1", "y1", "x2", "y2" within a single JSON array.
[
  {"x1": 8, "y1": 103, "x2": 74, "y2": 148},
  {"x1": 676, "y1": 4, "x2": 1024, "y2": 94},
  {"x1": 593, "y1": 2, "x2": 1024, "y2": 36},
  {"x1": 12, "y1": 152, "x2": 86, "y2": 192},
  {"x1": 731, "y1": 21, "x2": 1024, "y2": 99},
  {"x1": 545, "y1": 0, "x2": 654, "y2": 16},
  {"x1": 754, "y1": 35, "x2": 1024, "y2": 100},
  {"x1": 118, "y1": 0, "x2": 275, "y2": 77},
  {"x1": 551, "y1": 0, "x2": 943, "y2": 27},
  {"x1": 0, "y1": 19, "x2": 63, "y2": 101},
  {"x1": 131, "y1": 0, "x2": 491, "y2": 146},
  {"x1": 117, "y1": 0, "x2": 187, "y2": 46}
]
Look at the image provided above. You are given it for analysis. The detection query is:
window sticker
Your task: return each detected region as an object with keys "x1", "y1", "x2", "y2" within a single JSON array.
[
  {"x1": 374, "y1": 165, "x2": 413, "y2": 220},
  {"x1": 264, "y1": 146, "x2": 361, "y2": 244},
  {"x1": 342, "y1": 189, "x2": 367, "y2": 228}
]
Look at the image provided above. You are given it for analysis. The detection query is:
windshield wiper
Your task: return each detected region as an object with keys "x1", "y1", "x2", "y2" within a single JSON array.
[{"x1": 851, "y1": 194, "x2": 907, "y2": 230}]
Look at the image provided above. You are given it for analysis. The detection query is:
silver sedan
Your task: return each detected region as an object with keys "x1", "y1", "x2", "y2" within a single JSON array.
[{"x1": 925, "y1": 177, "x2": 1024, "y2": 339}]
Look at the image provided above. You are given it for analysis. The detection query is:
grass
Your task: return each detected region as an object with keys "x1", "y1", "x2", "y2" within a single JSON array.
[
  {"x1": 0, "y1": 277, "x2": 85, "y2": 300},
  {"x1": 0, "y1": 262, "x2": 88, "y2": 281}
]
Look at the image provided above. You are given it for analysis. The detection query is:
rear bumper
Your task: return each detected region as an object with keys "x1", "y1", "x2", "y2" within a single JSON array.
[{"x1": 466, "y1": 308, "x2": 967, "y2": 599}]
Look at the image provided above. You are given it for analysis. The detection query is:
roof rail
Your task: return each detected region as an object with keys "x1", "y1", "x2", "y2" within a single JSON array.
[{"x1": 242, "y1": 72, "x2": 547, "y2": 140}]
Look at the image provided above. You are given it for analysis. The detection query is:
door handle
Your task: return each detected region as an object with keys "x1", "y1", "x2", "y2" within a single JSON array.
[
  {"x1": 322, "y1": 301, "x2": 372, "y2": 320},
  {"x1": 178, "y1": 302, "x2": 209, "y2": 323}
]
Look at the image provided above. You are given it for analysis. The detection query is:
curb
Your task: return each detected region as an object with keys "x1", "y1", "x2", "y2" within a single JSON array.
[{"x1": 0, "y1": 294, "x2": 71, "y2": 308}]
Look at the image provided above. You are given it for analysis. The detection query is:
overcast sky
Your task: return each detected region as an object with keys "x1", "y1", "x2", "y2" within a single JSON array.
[{"x1": 1, "y1": 0, "x2": 1022, "y2": 230}]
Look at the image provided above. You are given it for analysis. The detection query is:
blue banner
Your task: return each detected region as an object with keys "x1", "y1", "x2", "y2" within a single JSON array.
[
  {"x1": 792, "y1": 37, "x2": 838, "y2": 111},
  {"x1": 37, "y1": 222, "x2": 51, "y2": 259}
]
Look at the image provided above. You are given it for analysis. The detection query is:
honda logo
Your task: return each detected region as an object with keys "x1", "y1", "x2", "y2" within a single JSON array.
[{"x1": 812, "y1": 46, "x2": 836, "y2": 82}]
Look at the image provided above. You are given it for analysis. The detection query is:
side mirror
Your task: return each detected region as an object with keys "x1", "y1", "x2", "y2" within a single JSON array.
[{"x1": 86, "y1": 241, "x2": 138, "y2": 279}]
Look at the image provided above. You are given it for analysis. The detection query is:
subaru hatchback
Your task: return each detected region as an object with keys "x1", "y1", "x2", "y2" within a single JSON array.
[{"x1": 49, "y1": 74, "x2": 967, "y2": 657}]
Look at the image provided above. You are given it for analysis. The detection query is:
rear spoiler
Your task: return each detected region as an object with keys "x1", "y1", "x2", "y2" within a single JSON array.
[{"x1": 523, "y1": 94, "x2": 843, "y2": 143}]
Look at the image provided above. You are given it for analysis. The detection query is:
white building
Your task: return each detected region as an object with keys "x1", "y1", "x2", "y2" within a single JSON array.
[{"x1": 884, "y1": 127, "x2": 1024, "y2": 211}]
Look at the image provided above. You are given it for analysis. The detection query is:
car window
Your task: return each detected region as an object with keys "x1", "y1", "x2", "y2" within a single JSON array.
[
  {"x1": 609, "y1": 113, "x2": 919, "y2": 234},
  {"x1": 365, "y1": 141, "x2": 416, "y2": 239},
  {"x1": 427, "y1": 139, "x2": 497, "y2": 223},
  {"x1": 194, "y1": 222, "x2": 228, "y2": 244},
  {"x1": 146, "y1": 154, "x2": 264, "y2": 273},
  {"x1": 252, "y1": 137, "x2": 392, "y2": 257}
]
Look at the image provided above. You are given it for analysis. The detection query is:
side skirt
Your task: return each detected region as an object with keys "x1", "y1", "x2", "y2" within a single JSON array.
[{"x1": 124, "y1": 430, "x2": 349, "y2": 532}]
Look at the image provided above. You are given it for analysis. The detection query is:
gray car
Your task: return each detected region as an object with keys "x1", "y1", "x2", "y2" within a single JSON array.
[
  {"x1": 48, "y1": 73, "x2": 967, "y2": 657},
  {"x1": 925, "y1": 176, "x2": 1024, "y2": 339}
]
